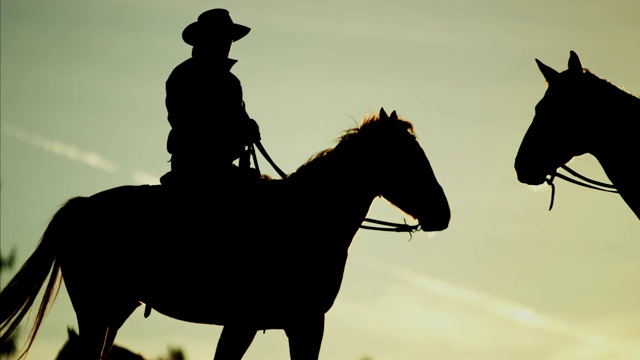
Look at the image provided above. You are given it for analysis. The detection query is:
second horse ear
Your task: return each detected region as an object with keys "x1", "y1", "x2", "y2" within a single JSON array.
[
  {"x1": 568, "y1": 50, "x2": 583, "y2": 72},
  {"x1": 390, "y1": 110, "x2": 398, "y2": 120},
  {"x1": 379, "y1": 107, "x2": 389, "y2": 120}
]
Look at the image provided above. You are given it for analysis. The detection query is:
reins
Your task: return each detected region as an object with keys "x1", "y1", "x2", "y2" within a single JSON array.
[
  {"x1": 248, "y1": 139, "x2": 421, "y2": 234},
  {"x1": 545, "y1": 164, "x2": 618, "y2": 210},
  {"x1": 358, "y1": 218, "x2": 421, "y2": 233},
  {"x1": 254, "y1": 140, "x2": 285, "y2": 178}
]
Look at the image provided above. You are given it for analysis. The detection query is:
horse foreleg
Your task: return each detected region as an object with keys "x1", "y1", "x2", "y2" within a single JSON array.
[
  {"x1": 74, "y1": 319, "x2": 109, "y2": 360},
  {"x1": 284, "y1": 314, "x2": 325, "y2": 360},
  {"x1": 75, "y1": 301, "x2": 139, "y2": 359},
  {"x1": 102, "y1": 302, "x2": 140, "y2": 358},
  {"x1": 213, "y1": 325, "x2": 257, "y2": 360}
]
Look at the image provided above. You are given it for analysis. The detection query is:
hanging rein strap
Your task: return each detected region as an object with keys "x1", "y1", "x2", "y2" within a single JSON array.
[
  {"x1": 545, "y1": 164, "x2": 618, "y2": 210},
  {"x1": 251, "y1": 139, "x2": 420, "y2": 234},
  {"x1": 253, "y1": 140, "x2": 286, "y2": 178}
]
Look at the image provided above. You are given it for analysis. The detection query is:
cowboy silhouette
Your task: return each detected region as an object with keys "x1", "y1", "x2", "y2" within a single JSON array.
[
  {"x1": 157, "y1": 8, "x2": 262, "y2": 359},
  {"x1": 160, "y1": 8, "x2": 261, "y2": 187}
]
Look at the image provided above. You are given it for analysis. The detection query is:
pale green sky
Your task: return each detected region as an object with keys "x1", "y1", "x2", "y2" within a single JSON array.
[{"x1": 1, "y1": 1, "x2": 640, "y2": 359}]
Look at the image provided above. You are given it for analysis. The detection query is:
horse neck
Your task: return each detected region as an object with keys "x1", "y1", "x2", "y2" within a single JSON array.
[
  {"x1": 588, "y1": 84, "x2": 640, "y2": 219},
  {"x1": 288, "y1": 139, "x2": 379, "y2": 231}
]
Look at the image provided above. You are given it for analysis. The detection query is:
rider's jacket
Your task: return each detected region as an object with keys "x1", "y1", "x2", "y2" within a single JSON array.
[{"x1": 165, "y1": 47, "x2": 257, "y2": 179}]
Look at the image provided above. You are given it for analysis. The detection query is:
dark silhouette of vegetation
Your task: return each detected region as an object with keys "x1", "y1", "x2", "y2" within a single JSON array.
[
  {"x1": 56, "y1": 327, "x2": 144, "y2": 360},
  {"x1": 56, "y1": 327, "x2": 188, "y2": 360},
  {"x1": 157, "y1": 347, "x2": 186, "y2": 360}
]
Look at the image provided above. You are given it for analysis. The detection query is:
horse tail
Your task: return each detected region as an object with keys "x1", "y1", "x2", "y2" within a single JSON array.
[{"x1": 0, "y1": 196, "x2": 85, "y2": 359}]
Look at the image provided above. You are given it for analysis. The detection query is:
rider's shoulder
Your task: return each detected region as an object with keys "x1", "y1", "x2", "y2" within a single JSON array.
[{"x1": 169, "y1": 58, "x2": 198, "y2": 76}]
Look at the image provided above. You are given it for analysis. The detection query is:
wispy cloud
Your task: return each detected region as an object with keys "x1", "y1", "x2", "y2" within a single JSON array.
[
  {"x1": 3, "y1": 124, "x2": 118, "y2": 173},
  {"x1": 355, "y1": 254, "x2": 640, "y2": 359},
  {"x1": 2, "y1": 124, "x2": 160, "y2": 184}
]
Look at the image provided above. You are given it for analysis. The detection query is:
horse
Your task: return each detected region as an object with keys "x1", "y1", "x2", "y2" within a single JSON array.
[
  {"x1": 55, "y1": 328, "x2": 145, "y2": 360},
  {"x1": 0, "y1": 108, "x2": 451, "y2": 360},
  {"x1": 515, "y1": 50, "x2": 640, "y2": 219}
]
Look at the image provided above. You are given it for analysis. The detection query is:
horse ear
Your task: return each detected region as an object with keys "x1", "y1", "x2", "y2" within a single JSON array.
[
  {"x1": 536, "y1": 58, "x2": 558, "y2": 83},
  {"x1": 390, "y1": 110, "x2": 398, "y2": 120},
  {"x1": 568, "y1": 50, "x2": 583, "y2": 72},
  {"x1": 379, "y1": 107, "x2": 389, "y2": 120}
]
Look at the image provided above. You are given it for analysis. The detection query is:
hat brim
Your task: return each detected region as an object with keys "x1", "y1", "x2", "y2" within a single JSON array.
[
  {"x1": 230, "y1": 24, "x2": 251, "y2": 41},
  {"x1": 182, "y1": 22, "x2": 251, "y2": 46}
]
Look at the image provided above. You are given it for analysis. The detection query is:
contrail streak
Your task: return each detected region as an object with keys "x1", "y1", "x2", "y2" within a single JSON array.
[
  {"x1": 2, "y1": 124, "x2": 160, "y2": 184},
  {"x1": 354, "y1": 254, "x2": 640, "y2": 359},
  {"x1": 2, "y1": 124, "x2": 118, "y2": 173}
]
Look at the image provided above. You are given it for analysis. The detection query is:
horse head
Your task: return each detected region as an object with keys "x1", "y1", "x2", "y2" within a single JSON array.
[
  {"x1": 363, "y1": 108, "x2": 450, "y2": 232},
  {"x1": 515, "y1": 50, "x2": 598, "y2": 185}
]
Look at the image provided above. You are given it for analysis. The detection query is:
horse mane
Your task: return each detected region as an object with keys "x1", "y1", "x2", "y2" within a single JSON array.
[
  {"x1": 254, "y1": 113, "x2": 416, "y2": 181},
  {"x1": 562, "y1": 68, "x2": 639, "y2": 101},
  {"x1": 292, "y1": 113, "x2": 416, "y2": 175}
]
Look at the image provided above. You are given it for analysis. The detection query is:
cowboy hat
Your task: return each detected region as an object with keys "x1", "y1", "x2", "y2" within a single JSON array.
[{"x1": 182, "y1": 8, "x2": 251, "y2": 46}]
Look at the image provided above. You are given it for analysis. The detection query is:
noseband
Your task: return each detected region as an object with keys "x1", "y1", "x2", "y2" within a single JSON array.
[{"x1": 545, "y1": 164, "x2": 618, "y2": 210}]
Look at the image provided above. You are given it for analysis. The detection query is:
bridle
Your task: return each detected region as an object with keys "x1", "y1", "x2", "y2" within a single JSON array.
[
  {"x1": 545, "y1": 164, "x2": 618, "y2": 210},
  {"x1": 249, "y1": 140, "x2": 421, "y2": 234}
]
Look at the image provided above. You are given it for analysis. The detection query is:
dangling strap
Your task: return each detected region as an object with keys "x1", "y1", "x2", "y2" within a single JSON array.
[
  {"x1": 239, "y1": 146, "x2": 251, "y2": 169},
  {"x1": 546, "y1": 174, "x2": 556, "y2": 211},
  {"x1": 248, "y1": 144, "x2": 260, "y2": 174}
]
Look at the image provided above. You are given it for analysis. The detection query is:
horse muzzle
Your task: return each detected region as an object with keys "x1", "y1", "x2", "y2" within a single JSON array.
[
  {"x1": 515, "y1": 157, "x2": 549, "y2": 186},
  {"x1": 419, "y1": 220, "x2": 449, "y2": 232},
  {"x1": 517, "y1": 172, "x2": 547, "y2": 186},
  {"x1": 418, "y1": 209, "x2": 450, "y2": 232}
]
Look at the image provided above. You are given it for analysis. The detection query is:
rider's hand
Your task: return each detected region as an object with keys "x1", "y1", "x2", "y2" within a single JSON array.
[{"x1": 244, "y1": 118, "x2": 261, "y2": 143}]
